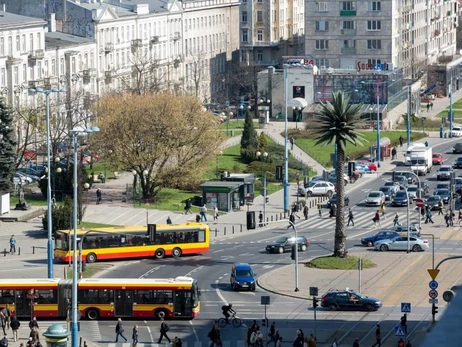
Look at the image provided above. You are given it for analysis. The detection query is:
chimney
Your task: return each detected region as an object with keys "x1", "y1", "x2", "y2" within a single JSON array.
[{"x1": 48, "y1": 13, "x2": 56, "y2": 32}]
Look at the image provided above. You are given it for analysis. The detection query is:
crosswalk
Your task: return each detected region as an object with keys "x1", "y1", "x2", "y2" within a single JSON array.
[{"x1": 106, "y1": 342, "x2": 248, "y2": 347}]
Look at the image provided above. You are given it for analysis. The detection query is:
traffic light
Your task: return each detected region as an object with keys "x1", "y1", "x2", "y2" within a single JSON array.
[
  {"x1": 265, "y1": 197, "x2": 269, "y2": 203},
  {"x1": 276, "y1": 166, "x2": 283, "y2": 181},
  {"x1": 246, "y1": 211, "x2": 256, "y2": 230},
  {"x1": 432, "y1": 304, "x2": 438, "y2": 315},
  {"x1": 348, "y1": 162, "x2": 356, "y2": 177},
  {"x1": 261, "y1": 318, "x2": 268, "y2": 327},
  {"x1": 291, "y1": 245, "x2": 296, "y2": 260},
  {"x1": 313, "y1": 297, "x2": 318, "y2": 308},
  {"x1": 392, "y1": 171, "x2": 396, "y2": 182}
]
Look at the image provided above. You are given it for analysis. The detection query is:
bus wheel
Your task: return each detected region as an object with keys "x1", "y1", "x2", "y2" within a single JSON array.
[
  {"x1": 155, "y1": 249, "x2": 165, "y2": 259},
  {"x1": 172, "y1": 247, "x2": 182, "y2": 258},
  {"x1": 86, "y1": 309, "x2": 99, "y2": 320},
  {"x1": 86, "y1": 253, "x2": 97, "y2": 263},
  {"x1": 155, "y1": 309, "x2": 168, "y2": 319}
]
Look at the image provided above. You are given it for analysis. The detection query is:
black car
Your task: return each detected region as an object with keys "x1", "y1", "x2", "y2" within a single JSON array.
[
  {"x1": 379, "y1": 186, "x2": 395, "y2": 201},
  {"x1": 320, "y1": 290, "x2": 382, "y2": 311},
  {"x1": 327, "y1": 194, "x2": 350, "y2": 207},
  {"x1": 433, "y1": 189, "x2": 451, "y2": 204},
  {"x1": 392, "y1": 191, "x2": 411, "y2": 206},
  {"x1": 426, "y1": 195, "x2": 442, "y2": 210},
  {"x1": 361, "y1": 230, "x2": 400, "y2": 247},
  {"x1": 453, "y1": 143, "x2": 462, "y2": 154},
  {"x1": 454, "y1": 157, "x2": 462, "y2": 169},
  {"x1": 266, "y1": 236, "x2": 310, "y2": 254}
]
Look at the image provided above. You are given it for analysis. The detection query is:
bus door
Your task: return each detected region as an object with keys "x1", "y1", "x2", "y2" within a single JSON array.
[
  {"x1": 15, "y1": 290, "x2": 32, "y2": 318},
  {"x1": 115, "y1": 290, "x2": 133, "y2": 317},
  {"x1": 173, "y1": 290, "x2": 192, "y2": 317}
]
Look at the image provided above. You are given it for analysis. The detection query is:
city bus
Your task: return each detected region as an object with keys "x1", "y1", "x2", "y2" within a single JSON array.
[
  {"x1": 54, "y1": 223, "x2": 210, "y2": 263},
  {"x1": 0, "y1": 277, "x2": 200, "y2": 320}
]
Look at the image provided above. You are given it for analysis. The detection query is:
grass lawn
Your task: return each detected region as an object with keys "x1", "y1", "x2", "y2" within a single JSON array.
[
  {"x1": 219, "y1": 120, "x2": 248, "y2": 130},
  {"x1": 86, "y1": 162, "x2": 120, "y2": 180},
  {"x1": 78, "y1": 221, "x2": 119, "y2": 228},
  {"x1": 445, "y1": 99, "x2": 462, "y2": 109},
  {"x1": 142, "y1": 188, "x2": 202, "y2": 212},
  {"x1": 10, "y1": 194, "x2": 48, "y2": 206},
  {"x1": 306, "y1": 255, "x2": 376, "y2": 270},
  {"x1": 295, "y1": 131, "x2": 427, "y2": 168},
  {"x1": 67, "y1": 263, "x2": 113, "y2": 279},
  {"x1": 436, "y1": 110, "x2": 462, "y2": 118}
]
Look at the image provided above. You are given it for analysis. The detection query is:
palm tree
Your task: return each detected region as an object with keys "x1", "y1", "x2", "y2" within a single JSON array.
[{"x1": 315, "y1": 91, "x2": 366, "y2": 257}]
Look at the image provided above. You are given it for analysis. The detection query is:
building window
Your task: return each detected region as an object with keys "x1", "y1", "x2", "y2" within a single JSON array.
[
  {"x1": 315, "y1": 58, "x2": 329, "y2": 67},
  {"x1": 342, "y1": 21, "x2": 355, "y2": 29},
  {"x1": 22, "y1": 35, "x2": 26, "y2": 52},
  {"x1": 0, "y1": 38, "x2": 4, "y2": 56},
  {"x1": 242, "y1": 11, "x2": 248, "y2": 22},
  {"x1": 368, "y1": 1, "x2": 381, "y2": 11},
  {"x1": 257, "y1": 29, "x2": 263, "y2": 41},
  {"x1": 342, "y1": 39, "x2": 356, "y2": 48},
  {"x1": 241, "y1": 50, "x2": 247, "y2": 62},
  {"x1": 16, "y1": 35, "x2": 20, "y2": 51},
  {"x1": 257, "y1": 50, "x2": 263, "y2": 61},
  {"x1": 242, "y1": 29, "x2": 248, "y2": 42},
  {"x1": 341, "y1": 1, "x2": 355, "y2": 10},
  {"x1": 22, "y1": 64, "x2": 26, "y2": 82},
  {"x1": 315, "y1": 40, "x2": 329, "y2": 50},
  {"x1": 257, "y1": 0, "x2": 263, "y2": 2},
  {"x1": 316, "y1": 2, "x2": 328, "y2": 11},
  {"x1": 14, "y1": 66, "x2": 18, "y2": 84},
  {"x1": 51, "y1": 59, "x2": 56, "y2": 75},
  {"x1": 367, "y1": 39, "x2": 381, "y2": 49},
  {"x1": 30, "y1": 34, "x2": 33, "y2": 52},
  {"x1": 315, "y1": 21, "x2": 329, "y2": 31},
  {"x1": 257, "y1": 11, "x2": 263, "y2": 22},
  {"x1": 0, "y1": 68, "x2": 5, "y2": 87},
  {"x1": 368, "y1": 59, "x2": 382, "y2": 66},
  {"x1": 367, "y1": 20, "x2": 381, "y2": 31}
]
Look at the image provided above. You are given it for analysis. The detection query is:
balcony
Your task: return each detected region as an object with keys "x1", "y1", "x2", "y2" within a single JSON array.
[
  {"x1": 105, "y1": 70, "x2": 116, "y2": 80},
  {"x1": 253, "y1": 41, "x2": 279, "y2": 47},
  {"x1": 150, "y1": 36, "x2": 159, "y2": 44},
  {"x1": 28, "y1": 49, "x2": 45, "y2": 60},
  {"x1": 28, "y1": 79, "x2": 44, "y2": 89},
  {"x1": 341, "y1": 47, "x2": 357, "y2": 54},
  {"x1": 341, "y1": 29, "x2": 356, "y2": 35},
  {"x1": 131, "y1": 39, "x2": 142, "y2": 48},
  {"x1": 340, "y1": 10, "x2": 356, "y2": 16},
  {"x1": 103, "y1": 43, "x2": 114, "y2": 53},
  {"x1": 172, "y1": 32, "x2": 181, "y2": 41},
  {"x1": 44, "y1": 76, "x2": 58, "y2": 88}
]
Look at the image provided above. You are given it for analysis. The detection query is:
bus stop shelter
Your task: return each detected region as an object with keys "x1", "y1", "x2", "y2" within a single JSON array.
[{"x1": 200, "y1": 181, "x2": 243, "y2": 212}]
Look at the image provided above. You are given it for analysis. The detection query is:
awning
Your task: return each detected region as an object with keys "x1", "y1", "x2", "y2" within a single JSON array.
[{"x1": 287, "y1": 97, "x2": 308, "y2": 108}]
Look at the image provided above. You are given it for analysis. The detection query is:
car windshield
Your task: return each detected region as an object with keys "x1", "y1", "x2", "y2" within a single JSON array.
[
  {"x1": 275, "y1": 237, "x2": 288, "y2": 243},
  {"x1": 368, "y1": 193, "x2": 380, "y2": 197},
  {"x1": 379, "y1": 187, "x2": 389, "y2": 192},
  {"x1": 408, "y1": 187, "x2": 418, "y2": 192},
  {"x1": 427, "y1": 196, "x2": 439, "y2": 202},
  {"x1": 395, "y1": 192, "x2": 406, "y2": 197},
  {"x1": 435, "y1": 190, "x2": 449, "y2": 196},
  {"x1": 440, "y1": 167, "x2": 451, "y2": 172},
  {"x1": 384, "y1": 182, "x2": 394, "y2": 186},
  {"x1": 433, "y1": 154, "x2": 441, "y2": 158},
  {"x1": 236, "y1": 270, "x2": 253, "y2": 277}
]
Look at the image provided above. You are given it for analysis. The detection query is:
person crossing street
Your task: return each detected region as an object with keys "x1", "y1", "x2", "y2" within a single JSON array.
[{"x1": 347, "y1": 208, "x2": 354, "y2": 226}]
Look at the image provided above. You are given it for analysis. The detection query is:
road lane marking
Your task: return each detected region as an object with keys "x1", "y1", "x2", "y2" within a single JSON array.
[
  {"x1": 139, "y1": 265, "x2": 166, "y2": 279},
  {"x1": 184, "y1": 265, "x2": 204, "y2": 277}
]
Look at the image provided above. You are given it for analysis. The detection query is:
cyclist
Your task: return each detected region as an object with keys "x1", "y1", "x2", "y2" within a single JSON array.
[{"x1": 221, "y1": 304, "x2": 235, "y2": 323}]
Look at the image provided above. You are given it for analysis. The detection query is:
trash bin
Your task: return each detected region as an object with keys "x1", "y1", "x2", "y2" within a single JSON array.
[
  {"x1": 42, "y1": 323, "x2": 70, "y2": 347},
  {"x1": 444, "y1": 133, "x2": 448, "y2": 138},
  {"x1": 231, "y1": 130, "x2": 235, "y2": 136}
]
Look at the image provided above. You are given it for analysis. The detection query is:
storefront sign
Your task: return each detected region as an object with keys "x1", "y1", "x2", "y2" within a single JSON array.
[{"x1": 357, "y1": 62, "x2": 389, "y2": 72}]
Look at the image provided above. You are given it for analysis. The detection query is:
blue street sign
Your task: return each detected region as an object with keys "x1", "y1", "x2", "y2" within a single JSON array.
[
  {"x1": 429, "y1": 280, "x2": 438, "y2": 290},
  {"x1": 395, "y1": 326, "x2": 406, "y2": 337},
  {"x1": 401, "y1": 302, "x2": 411, "y2": 313}
]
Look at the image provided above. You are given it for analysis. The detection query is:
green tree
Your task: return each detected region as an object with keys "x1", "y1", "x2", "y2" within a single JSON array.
[
  {"x1": 42, "y1": 196, "x2": 73, "y2": 234},
  {"x1": 315, "y1": 91, "x2": 365, "y2": 258},
  {"x1": 258, "y1": 131, "x2": 268, "y2": 152},
  {"x1": 0, "y1": 99, "x2": 17, "y2": 193},
  {"x1": 240, "y1": 109, "x2": 259, "y2": 163}
]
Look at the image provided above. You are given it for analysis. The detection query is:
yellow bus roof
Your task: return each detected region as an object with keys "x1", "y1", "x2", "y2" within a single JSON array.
[
  {"x1": 0, "y1": 279, "x2": 60, "y2": 288},
  {"x1": 78, "y1": 276, "x2": 195, "y2": 287}
]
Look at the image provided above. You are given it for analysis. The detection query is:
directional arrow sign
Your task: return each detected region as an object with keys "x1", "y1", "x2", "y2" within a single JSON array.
[
  {"x1": 429, "y1": 290, "x2": 438, "y2": 299},
  {"x1": 428, "y1": 269, "x2": 440, "y2": 280}
]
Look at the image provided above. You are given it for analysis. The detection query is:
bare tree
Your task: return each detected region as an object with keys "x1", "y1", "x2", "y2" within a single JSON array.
[{"x1": 185, "y1": 50, "x2": 208, "y2": 99}]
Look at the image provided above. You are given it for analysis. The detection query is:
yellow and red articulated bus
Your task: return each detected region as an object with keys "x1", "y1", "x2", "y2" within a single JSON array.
[
  {"x1": 0, "y1": 277, "x2": 199, "y2": 320},
  {"x1": 54, "y1": 223, "x2": 210, "y2": 263}
]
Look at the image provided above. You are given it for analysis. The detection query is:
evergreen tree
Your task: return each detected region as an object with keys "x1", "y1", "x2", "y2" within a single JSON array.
[
  {"x1": 0, "y1": 99, "x2": 17, "y2": 193},
  {"x1": 258, "y1": 131, "x2": 268, "y2": 152},
  {"x1": 240, "y1": 108, "x2": 259, "y2": 163}
]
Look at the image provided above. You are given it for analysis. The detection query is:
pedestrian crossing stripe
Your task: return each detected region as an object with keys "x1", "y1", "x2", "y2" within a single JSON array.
[
  {"x1": 106, "y1": 341, "x2": 247, "y2": 347},
  {"x1": 394, "y1": 326, "x2": 406, "y2": 337}
]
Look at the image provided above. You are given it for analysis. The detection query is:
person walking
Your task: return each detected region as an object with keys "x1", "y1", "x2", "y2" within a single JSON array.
[
  {"x1": 0, "y1": 334, "x2": 8, "y2": 347},
  {"x1": 200, "y1": 204, "x2": 207, "y2": 221},
  {"x1": 303, "y1": 204, "x2": 309, "y2": 220},
  {"x1": 213, "y1": 206, "x2": 219, "y2": 221},
  {"x1": 391, "y1": 147, "x2": 397, "y2": 160},
  {"x1": 166, "y1": 216, "x2": 172, "y2": 224},
  {"x1": 28, "y1": 317, "x2": 39, "y2": 331},
  {"x1": 172, "y1": 336, "x2": 182, "y2": 347},
  {"x1": 184, "y1": 199, "x2": 192, "y2": 215},
  {"x1": 353, "y1": 338, "x2": 360, "y2": 347},
  {"x1": 258, "y1": 211, "x2": 264, "y2": 227},
  {"x1": 373, "y1": 210, "x2": 381, "y2": 227},
  {"x1": 399, "y1": 135, "x2": 404, "y2": 147},
  {"x1": 331, "y1": 338, "x2": 338, "y2": 347},
  {"x1": 308, "y1": 333, "x2": 316, "y2": 347},
  {"x1": 380, "y1": 202, "x2": 386, "y2": 218},
  {"x1": 157, "y1": 317, "x2": 171, "y2": 344},
  {"x1": 347, "y1": 208, "x2": 354, "y2": 226},
  {"x1": 9, "y1": 236, "x2": 16, "y2": 255},
  {"x1": 96, "y1": 188, "x2": 102, "y2": 205},
  {"x1": 398, "y1": 338, "x2": 405, "y2": 347},
  {"x1": 425, "y1": 206, "x2": 434, "y2": 224},
  {"x1": 372, "y1": 323, "x2": 381, "y2": 346},
  {"x1": 195, "y1": 213, "x2": 201, "y2": 222},
  {"x1": 115, "y1": 318, "x2": 127, "y2": 343},
  {"x1": 29, "y1": 327, "x2": 39, "y2": 344},
  {"x1": 393, "y1": 213, "x2": 400, "y2": 226},
  {"x1": 208, "y1": 321, "x2": 221, "y2": 347},
  {"x1": 438, "y1": 200, "x2": 444, "y2": 215},
  {"x1": 266, "y1": 322, "x2": 276, "y2": 346},
  {"x1": 287, "y1": 212, "x2": 295, "y2": 229},
  {"x1": 9, "y1": 316, "x2": 19, "y2": 342},
  {"x1": 132, "y1": 325, "x2": 138, "y2": 347},
  {"x1": 293, "y1": 204, "x2": 301, "y2": 219},
  {"x1": 0, "y1": 314, "x2": 5, "y2": 336},
  {"x1": 1, "y1": 306, "x2": 10, "y2": 330},
  {"x1": 290, "y1": 137, "x2": 294, "y2": 150},
  {"x1": 317, "y1": 200, "x2": 322, "y2": 217}
]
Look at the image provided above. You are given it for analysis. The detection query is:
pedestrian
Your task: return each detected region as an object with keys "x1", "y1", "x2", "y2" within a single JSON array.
[
  {"x1": 29, "y1": 327, "x2": 39, "y2": 343},
  {"x1": 184, "y1": 199, "x2": 192, "y2": 215},
  {"x1": 96, "y1": 188, "x2": 102, "y2": 204},
  {"x1": 98, "y1": 172, "x2": 106, "y2": 183},
  {"x1": 293, "y1": 330, "x2": 303, "y2": 347},
  {"x1": 331, "y1": 338, "x2": 338, "y2": 347},
  {"x1": 287, "y1": 212, "x2": 295, "y2": 229},
  {"x1": 391, "y1": 147, "x2": 397, "y2": 160},
  {"x1": 293, "y1": 204, "x2": 301, "y2": 219},
  {"x1": 399, "y1": 135, "x2": 404, "y2": 147},
  {"x1": 275, "y1": 336, "x2": 282, "y2": 347},
  {"x1": 213, "y1": 206, "x2": 219, "y2": 221},
  {"x1": 398, "y1": 338, "x2": 405, "y2": 347},
  {"x1": 166, "y1": 216, "x2": 172, "y2": 224},
  {"x1": 195, "y1": 213, "x2": 201, "y2": 222},
  {"x1": 400, "y1": 314, "x2": 407, "y2": 334},
  {"x1": 267, "y1": 322, "x2": 276, "y2": 346},
  {"x1": 430, "y1": 101, "x2": 433, "y2": 110},
  {"x1": 346, "y1": 155, "x2": 351, "y2": 162},
  {"x1": 28, "y1": 317, "x2": 39, "y2": 330},
  {"x1": 347, "y1": 208, "x2": 354, "y2": 226},
  {"x1": 157, "y1": 317, "x2": 171, "y2": 344},
  {"x1": 426, "y1": 102, "x2": 430, "y2": 112},
  {"x1": 329, "y1": 204, "x2": 336, "y2": 218},
  {"x1": 372, "y1": 323, "x2": 381, "y2": 346},
  {"x1": 405, "y1": 341, "x2": 412, "y2": 347},
  {"x1": 115, "y1": 318, "x2": 127, "y2": 343},
  {"x1": 438, "y1": 200, "x2": 444, "y2": 215},
  {"x1": 172, "y1": 336, "x2": 182, "y2": 347},
  {"x1": 132, "y1": 325, "x2": 138, "y2": 347},
  {"x1": 373, "y1": 210, "x2": 381, "y2": 227},
  {"x1": 208, "y1": 321, "x2": 221, "y2": 347},
  {"x1": 290, "y1": 137, "x2": 294, "y2": 150},
  {"x1": 26, "y1": 338, "x2": 34, "y2": 347},
  {"x1": 0, "y1": 314, "x2": 5, "y2": 336},
  {"x1": 308, "y1": 333, "x2": 316, "y2": 347},
  {"x1": 200, "y1": 204, "x2": 207, "y2": 221},
  {"x1": 9, "y1": 316, "x2": 19, "y2": 342},
  {"x1": 0, "y1": 335, "x2": 7, "y2": 347},
  {"x1": 258, "y1": 211, "x2": 264, "y2": 228},
  {"x1": 425, "y1": 206, "x2": 434, "y2": 224},
  {"x1": 353, "y1": 338, "x2": 360, "y2": 347},
  {"x1": 317, "y1": 200, "x2": 322, "y2": 217},
  {"x1": 9, "y1": 236, "x2": 16, "y2": 255},
  {"x1": 393, "y1": 213, "x2": 401, "y2": 226},
  {"x1": 1, "y1": 306, "x2": 10, "y2": 330},
  {"x1": 380, "y1": 202, "x2": 386, "y2": 217},
  {"x1": 273, "y1": 331, "x2": 281, "y2": 347},
  {"x1": 303, "y1": 204, "x2": 309, "y2": 220},
  {"x1": 424, "y1": 140, "x2": 429, "y2": 147}
]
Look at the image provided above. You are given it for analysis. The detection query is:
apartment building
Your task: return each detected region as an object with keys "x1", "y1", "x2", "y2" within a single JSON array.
[
  {"x1": 305, "y1": 0, "x2": 458, "y2": 79},
  {"x1": 240, "y1": 0, "x2": 305, "y2": 66}
]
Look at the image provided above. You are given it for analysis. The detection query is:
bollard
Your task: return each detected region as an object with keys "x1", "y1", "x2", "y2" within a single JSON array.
[
  {"x1": 215, "y1": 228, "x2": 218, "y2": 237},
  {"x1": 271, "y1": 215, "x2": 273, "y2": 222},
  {"x1": 240, "y1": 224, "x2": 243, "y2": 233},
  {"x1": 79, "y1": 336, "x2": 82, "y2": 347},
  {"x1": 224, "y1": 227, "x2": 226, "y2": 235},
  {"x1": 32, "y1": 246, "x2": 35, "y2": 254},
  {"x1": 18, "y1": 247, "x2": 20, "y2": 256},
  {"x1": 232, "y1": 225, "x2": 235, "y2": 234},
  {"x1": 3, "y1": 248, "x2": 6, "y2": 257},
  {"x1": 276, "y1": 214, "x2": 278, "y2": 221},
  {"x1": 280, "y1": 213, "x2": 283, "y2": 220},
  {"x1": 84, "y1": 341, "x2": 88, "y2": 347}
]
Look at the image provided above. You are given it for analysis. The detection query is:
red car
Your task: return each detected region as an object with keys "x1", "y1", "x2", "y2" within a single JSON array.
[
  {"x1": 19, "y1": 149, "x2": 37, "y2": 161},
  {"x1": 432, "y1": 153, "x2": 444, "y2": 165},
  {"x1": 368, "y1": 162, "x2": 378, "y2": 171}
]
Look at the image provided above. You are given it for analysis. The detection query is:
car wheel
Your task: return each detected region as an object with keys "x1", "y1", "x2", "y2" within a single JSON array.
[
  {"x1": 412, "y1": 245, "x2": 422, "y2": 252},
  {"x1": 307, "y1": 191, "x2": 313, "y2": 197},
  {"x1": 278, "y1": 247, "x2": 284, "y2": 254},
  {"x1": 300, "y1": 244, "x2": 307, "y2": 252},
  {"x1": 365, "y1": 304, "x2": 375, "y2": 311},
  {"x1": 380, "y1": 244, "x2": 389, "y2": 251},
  {"x1": 328, "y1": 303, "x2": 338, "y2": 311},
  {"x1": 367, "y1": 241, "x2": 373, "y2": 247}
]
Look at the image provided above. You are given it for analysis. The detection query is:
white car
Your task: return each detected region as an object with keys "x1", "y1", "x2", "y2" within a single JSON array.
[
  {"x1": 365, "y1": 191, "x2": 386, "y2": 206},
  {"x1": 451, "y1": 126, "x2": 462, "y2": 137},
  {"x1": 300, "y1": 181, "x2": 335, "y2": 197}
]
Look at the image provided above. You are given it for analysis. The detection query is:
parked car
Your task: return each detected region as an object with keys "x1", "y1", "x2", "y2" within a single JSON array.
[
  {"x1": 368, "y1": 162, "x2": 378, "y2": 172},
  {"x1": 15, "y1": 171, "x2": 39, "y2": 183},
  {"x1": 374, "y1": 236, "x2": 429, "y2": 252},
  {"x1": 320, "y1": 290, "x2": 382, "y2": 311},
  {"x1": 365, "y1": 191, "x2": 385, "y2": 206},
  {"x1": 426, "y1": 195, "x2": 442, "y2": 210},
  {"x1": 379, "y1": 186, "x2": 395, "y2": 201},
  {"x1": 327, "y1": 194, "x2": 350, "y2": 207},
  {"x1": 392, "y1": 191, "x2": 411, "y2": 206},
  {"x1": 300, "y1": 181, "x2": 335, "y2": 197},
  {"x1": 433, "y1": 189, "x2": 451, "y2": 204},
  {"x1": 432, "y1": 153, "x2": 444, "y2": 165},
  {"x1": 454, "y1": 178, "x2": 462, "y2": 193},
  {"x1": 453, "y1": 143, "x2": 462, "y2": 154},
  {"x1": 265, "y1": 236, "x2": 310, "y2": 254},
  {"x1": 361, "y1": 230, "x2": 400, "y2": 247},
  {"x1": 383, "y1": 181, "x2": 400, "y2": 194},
  {"x1": 327, "y1": 171, "x2": 349, "y2": 185},
  {"x1": 230, "y1": 263, "x2": 256, "y2": 291},
  {"x1": 14, "y1": 172, "x2": 34, "y2": 184},
  {"x1": 454, "y1": 157, "x2": 462, "y2": 169},
  {"x1": 451, "y1": 127, "x2": 462, "y2": 137}
]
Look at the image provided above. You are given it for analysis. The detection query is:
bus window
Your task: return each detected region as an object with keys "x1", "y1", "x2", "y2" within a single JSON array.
[
  {"x1": 0, "y1": 290, "x2": 14, "y2": 304},
  {"x1": 134, "y1": 290, "x2": 154, "y2": 304},
  {"x1": 35, "y1": 290, "x2": 57, "y2": 304},
  {"x1": 153, "y1": 290, "x2": 172, "y2": 304},
  {"x1": 55, "y1": 234, "x2": 69, "y2": 250},
  {"x1": 192, "y1": 283, "x2": 199, "y2": 308}
]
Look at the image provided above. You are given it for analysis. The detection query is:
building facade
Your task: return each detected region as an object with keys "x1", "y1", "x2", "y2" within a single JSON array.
[{"x1": 305, "y1": 0, "x2": 459, "y2": 79}]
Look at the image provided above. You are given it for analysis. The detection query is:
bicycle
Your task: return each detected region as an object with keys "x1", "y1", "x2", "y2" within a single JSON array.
[{"x1": 217, "y1": 313, "x2": 242, "y2": 327}]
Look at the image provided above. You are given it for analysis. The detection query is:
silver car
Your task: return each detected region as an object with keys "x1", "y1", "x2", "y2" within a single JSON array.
[
  {"x1": 365, "y1": 191, "x2": 385, "y2": 206},
  {"x1": 407, "y1": 185, "x2": 421, "y2": 200},
  {"x1": 374, "y1": 236, "x2": 429, "y2": 252},
  {"x1": 383, "y1": 181, "x2": 400, "y2": 194}
]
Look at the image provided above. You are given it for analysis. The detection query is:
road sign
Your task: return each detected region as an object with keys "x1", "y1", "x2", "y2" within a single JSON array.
[
  {"x1": 428, "y1": 269, "x2": 440, "y2": 280},
  {"x1": 429, "y1": 290, "x2": 438, "y2": 299},
  {"x1": 415, "y1": 198, "x2": 425, "y2": 207},
  {"x1": 401, "y1": 303, "x2": 411, "y2": 313},
  {"x1": 394, "y1": 326, "x2": 406, "y2": 337},
  {"x1": 429, "y1": 280, "x2": 438, "y2": 290},
  {"x1": 429, "y1": 299, "x2": 439, "y2": 304},
  {"x1": 261, "y1": 296, "x2": 270, "y2": 305}
]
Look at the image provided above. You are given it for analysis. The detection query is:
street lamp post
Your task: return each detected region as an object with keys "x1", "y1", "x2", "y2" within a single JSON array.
[
  {"x1": 283, "y1": 65, "x2": 290, "y2": 215},
  {"x1": 376, "y1": 93, "x2": 381, "y2": 168},
  {"x1": 71, "y1": 126, "x2": 99, "y2": 347},
  {"x1": 256, "y1": 151, "x2": 268, "y2": 180},
  {"x1": 28, "y1": 87, "x2": 66, "y2": 279}
]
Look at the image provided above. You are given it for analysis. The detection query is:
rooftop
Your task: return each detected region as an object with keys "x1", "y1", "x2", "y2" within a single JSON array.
[
  {"x1": 0, "y1": 10, "x2": 46, "y2": 28},
  {"x1": 45, "y1": 32, "x2": 95, "y2": 50}
]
